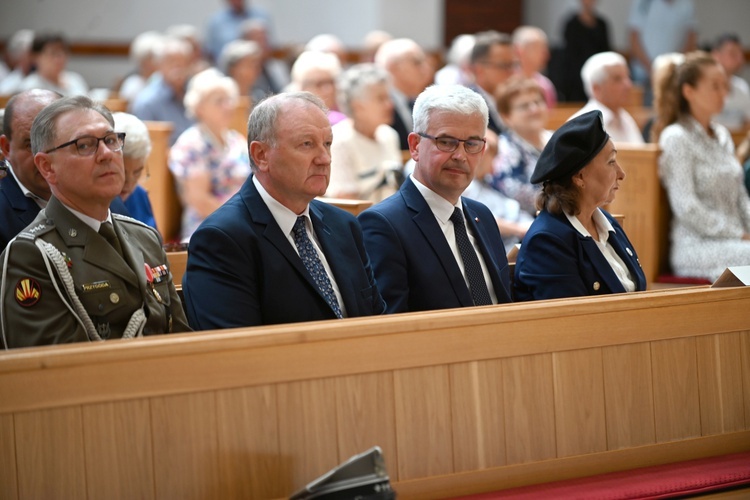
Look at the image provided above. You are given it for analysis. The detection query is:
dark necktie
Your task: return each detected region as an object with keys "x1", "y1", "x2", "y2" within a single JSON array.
[
  {"x1": 99, "y1": 221, "x2": 124, "y2": 259},
  {"x1": 450, "y1": 207, "x2": 492, "y2": 306},
  {"x1": 292, "y1": 216, "x2": 343, "y2": 318}
]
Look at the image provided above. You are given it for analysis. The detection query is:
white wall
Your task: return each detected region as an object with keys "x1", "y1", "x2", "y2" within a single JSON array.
[{"x1": 1, "y1": 0, "x2": 748, "y2": 88}]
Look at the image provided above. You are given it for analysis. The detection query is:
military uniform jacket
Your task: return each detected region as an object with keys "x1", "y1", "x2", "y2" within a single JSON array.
[{"x1": 0, "y1": 196, "x2": 190, "y2": 348}]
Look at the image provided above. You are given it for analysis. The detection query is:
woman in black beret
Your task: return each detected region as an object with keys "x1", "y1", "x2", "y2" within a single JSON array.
[{"x1": 513, "y1": 110, "x2": 647, "y2": 300}]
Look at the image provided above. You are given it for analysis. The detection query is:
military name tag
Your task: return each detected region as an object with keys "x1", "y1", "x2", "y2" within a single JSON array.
[{"x1": 82, "y1": 281, "x2": 111, "y2": 292}]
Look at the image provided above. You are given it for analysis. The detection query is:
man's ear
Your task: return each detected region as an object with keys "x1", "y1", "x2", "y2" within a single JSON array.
[
  {"x1": 249, "y1": 141, "x2": 269, "y2": 173},
  {"x1": 34, "y1": 152, "x2": 55, "y2": 184},
  {"x1": 0, "y1": 135, "x2": 10, "y2": 158},
  {"x1": 406, "y1": 132, "x2": 420, "y2": 162}
]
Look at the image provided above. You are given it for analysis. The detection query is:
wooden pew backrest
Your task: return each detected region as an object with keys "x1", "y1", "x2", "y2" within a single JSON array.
[
  {"x1": 142, "y1": 121, "x2": 182, "y2": 243},
  {"x1": 317, "y1": 197, "x2": 373, "y2": 216},
  {"x1": 1, "y1": 286, "x2": 748, "y2": 499}
]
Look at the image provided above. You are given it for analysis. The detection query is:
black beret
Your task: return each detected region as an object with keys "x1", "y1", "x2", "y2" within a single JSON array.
[{"x1": 530, "y1": 110, "x2": 610, "y2": 184}]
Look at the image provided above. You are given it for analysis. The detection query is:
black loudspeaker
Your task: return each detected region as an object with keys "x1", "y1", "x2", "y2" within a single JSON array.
[{"x1": 290, "y1": 446, "x2": 396, "y2": 500}]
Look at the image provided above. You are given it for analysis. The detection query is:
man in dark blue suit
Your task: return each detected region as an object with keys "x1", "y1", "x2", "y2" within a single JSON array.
[
  {"x1": 1, "y1": 90, "x2": 61, "y2": 250},
  {"x1": 359, "y1": 84, "x2": 512, "y2": 313},
  {"x1": 1, "y1": 90, "x2": 132, "y2": 251},
  {"x1": 182, "y1": 91, "x2": 385, "y2": 330}
]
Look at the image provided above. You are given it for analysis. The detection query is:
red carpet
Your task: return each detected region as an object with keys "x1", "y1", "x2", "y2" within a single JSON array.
[{"x1": 451, "y1": 452, "x2": 750, "y2": 499}]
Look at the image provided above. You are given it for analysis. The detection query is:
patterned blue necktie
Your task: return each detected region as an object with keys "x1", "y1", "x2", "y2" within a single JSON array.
[
  {"x1": 292, "y1": 216, "x2": 343, "y2": 318},
  {"x1": 450, "y1": 207, "x2": 492, "y2": 306}
]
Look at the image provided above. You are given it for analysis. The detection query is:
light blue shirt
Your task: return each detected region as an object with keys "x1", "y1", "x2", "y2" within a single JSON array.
[
  {"x1": 129, "y1": 74, "x2": 194, "y2": 146},
  {"x1": 204, "y1": 5, "x2": 273, "y2": 62},
  {"x1": 628, "y1": 0, "x2": 697, "y2": 62}
]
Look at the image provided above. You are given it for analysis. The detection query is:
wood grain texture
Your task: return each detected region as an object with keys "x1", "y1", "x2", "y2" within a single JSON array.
[
  {"x1": 502, "y1": 354, "x2": 556, "y2": 464},
  {"x1": 394, "y1": 366, "x2": 453, "y2": 479},
  {"x1": 0, "y1": 413, "x2": 17, "y2": 500},
  {"x1": 651, "y1": 337, "x2": 701, "y2": 442},
  {"x1": 553, "y1": 349, "x2": 607, "y2": 457},
  {"x1": 215, "y1": 384, "x2": 285, "y2": 499},
  {"x1": 743, "y1": 331, "x2": 750, "y2": 429},
  {"x1": 14, "y1": 407, "x2": 86, "y2": 498},
  {"x1": 82, "y1": 400, "x2": 154, "y2": 499},
  {"x1": 602, "y1": 343, "x2": 656, "y2": 449},
  {"x1": 335, "y1": 372, "x2": 398, "y2": 479},
  {"x1": 151, "y1": 392, "x2": 220, "y2": 499},
  {"x1": 141, "y1": 121, "x2": 180, "y2": 242},
  {"x1": 277, "y1": 378, "x2": 340, "y2": 493},
  {"x1": 450, "y1": 360, "x2": 506, "y2": 471},
  {"x1": 696, "y1": 333, "x2": 746, "y2": 435}
]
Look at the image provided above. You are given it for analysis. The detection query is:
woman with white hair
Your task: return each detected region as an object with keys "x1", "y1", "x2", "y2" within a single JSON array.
[
  {"x1": 113, "y1": 112, "x2": 157, "y2": 229},
  {"x1": 169, "y1": 68, "x2": 250, "y2": 242},
  {"x1": 327, "y1": 63, "x2": 402, "y2": 202},
  {"x1": 289, "y1": 50, "x2": 346, "y2": 125},
  {"x1": 118, "y1": 31, "x2": 163, "y2": 103},
  {"x1": 218, "y1": 39, "x2": 266, "y2": 102}
]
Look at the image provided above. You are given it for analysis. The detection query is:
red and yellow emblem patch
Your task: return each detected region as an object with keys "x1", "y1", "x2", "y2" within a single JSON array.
[{"x1": 15, "y1": 278, "x2": 41, "y2": 307}]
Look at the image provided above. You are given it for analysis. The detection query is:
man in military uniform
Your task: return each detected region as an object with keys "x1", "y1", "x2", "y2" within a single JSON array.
[{"x1": 0, "y1": 95, "x2": 190, "y2": 348}]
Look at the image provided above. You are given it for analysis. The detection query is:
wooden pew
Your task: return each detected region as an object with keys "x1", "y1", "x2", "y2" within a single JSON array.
[
  {"x1": 545, "y1": 104, "x2": 651, "y2": 131},
  {"x1": 166, "y1": 250, "x2": 187, "y2": 288},
  {"x1": 0, "y1": 286, "x2": 748, "y2": 499},
  {"x1": 142, "y1": 121, "x2": 182, "y2": 243},
  {"x1": 231, "y1": 96, "x2": 252, "y2": 136},
  {"x1": 317, "y1": 197, "x2": 373, "y2": 216},
  {"x1": 605, "y1": 144, "x2": 668, "y2": 286}
]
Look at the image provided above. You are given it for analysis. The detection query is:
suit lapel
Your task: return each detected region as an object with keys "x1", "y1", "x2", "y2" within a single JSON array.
[
  {"x1": 579, "y1": 235, "x2": 627, "y2": 293},
  {"x1": 2, "y1": 174, "x2": 41, "y2": 227},
  {"x1": 462, "y1": 200, "x2": 511, "y2": 301},
  {"x1": 244, "y1": 179, "x2": 328, "y2": 302},
  {"x1": 402, "y1": 179, "x2": 474, "y2": 307}
]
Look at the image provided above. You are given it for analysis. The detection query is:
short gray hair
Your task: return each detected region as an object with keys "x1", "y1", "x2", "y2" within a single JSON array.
[
  {"x1": 30, "y1": 95, "x2": 114, "y2": 154},
  {"x1": 7, "y1": 29, "x2": 34, "y2": 60},
  {"x1": 129, "y1": 31, "x2": 164, "y2": 66},
  {"x1": 183, "y1": 68, "x2": 239, "y2": 118},
  {"x1": 218, "y1": 39, "x2": 262, "y2": 74},
  {"x1": 412, "y1": 84, "x2": 488, "y2": 134},
  {"x1": 336, "y1": 63, "x2": 389, "y2": 117},
  {"x1": 580, "y1": 51, "x2": 628, "y2": 98},
  {"x1": 113, "y1": 112, "x2": 151, "y2": 159},
  {"x1": 247, "y1": 92, "x2": 327, "y2": 171}
]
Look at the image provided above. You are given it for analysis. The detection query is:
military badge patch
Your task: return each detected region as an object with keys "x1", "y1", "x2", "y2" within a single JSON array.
[{"x1": 15, "y1": 278, "x2": 41, "y2": 307}]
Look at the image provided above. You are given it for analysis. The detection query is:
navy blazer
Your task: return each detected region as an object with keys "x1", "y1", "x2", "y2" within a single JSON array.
[
  {"x1": 358, "y1": 176, "x2": 512, "y2": 313},
  {"x1": 0, "y1": 173, "x2": 39, "y2": 251},
  {"x1": 182, "y1": 176, "x2": 386, "y2": 330},
  {"x1": 0, "y1": 173, "x2": 132, "y2": 251},
  {"x1": 514, "y1": 209, "x2": 647, "y2": 301}
]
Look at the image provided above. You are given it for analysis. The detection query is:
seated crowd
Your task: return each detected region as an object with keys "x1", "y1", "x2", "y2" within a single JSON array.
[{"x1": 0, "y1": 0, "x2": 749, "y2": 348}]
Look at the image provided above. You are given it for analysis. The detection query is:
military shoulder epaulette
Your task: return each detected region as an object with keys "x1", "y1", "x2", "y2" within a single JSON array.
[
  {"x1": 112, "y1": 213, "x2": 152, "y2": 230},
  {"x1": 17, "y1": 222, "x2": 55, "y2": 240}
]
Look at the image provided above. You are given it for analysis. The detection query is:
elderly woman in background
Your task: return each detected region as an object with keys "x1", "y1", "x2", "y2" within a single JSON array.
[
  {"x1": 118, "y1": 31, "x2": 163, "y2": 103},
  {"x1": 490, "y1": 76, "x2": 553, "y2": 217},
  {"x1": 289, "y1": 50, "x2": 346, "y2": 125},
  {"x1": 169, "y1": 68, "x2": 250, "y2": 242},
  {"x1": 463, "y1": 130, "x2": 533, "y2": 254},
  {"x1": 514, "y1": 111, "x2": 646, "y2": 301},
  {"x1": 326, "y1": 63, "x2": 402, "y2": 202},
  {"x1": 653, "y1": 51, "x2": 750, "y2": 281},
  {"x1": 218, "y1": 39, "x2": 266, "y2": 103},
  {"x1": 113, "y1": 112, "x2": 157, "y2": 229}
]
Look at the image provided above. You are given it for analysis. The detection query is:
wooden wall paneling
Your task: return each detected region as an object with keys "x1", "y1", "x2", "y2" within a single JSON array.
[
  {"x1": 449, "y1": 359, "x2": 506, "y2": 472},
  {"x1": 215, "y1": 384, "x2": 286, "y2": 499},
  {"x1": 553, "y1": 349, "x2": 607, "y2": 457},
  {"x1": 502, "y1": 354, "x2": 556, "y2": 464},
  {"x1": 602, "y1": 343, "x2": 656, "y2": 450},
  {"x1": 393, "y1": 366, "x2": 453, "y2": 480},
  {"x1": 696, "y1": 333, "x2": 746, "y2": 435},
  {"x1": 14, "y1": 407, "x2": 86, "y2": 498},
  {"x1": 443, "y1": 0, "x2": 522, "y2": 47},
  {"x1": 0, "y1": 413, "x2": 18, "y2": 500},
  {"x1": 277, "y1": 378, "x2": 340, "y2": 494},
  {"x1": 151, "y1": 392, "x2": 220, "y2": 499},
  {"x1": 651, "y1": 338, "x2": 701, "y2": 442},
  {"x1": 335, "y1": 372, "x2": 398, "y2": 480},
  {"x1": 743, "y1": 331, "x2": 750, "y2": 428},
  {"x1": 82, "y1": 399, "x2": 155, "y2": 499}
]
